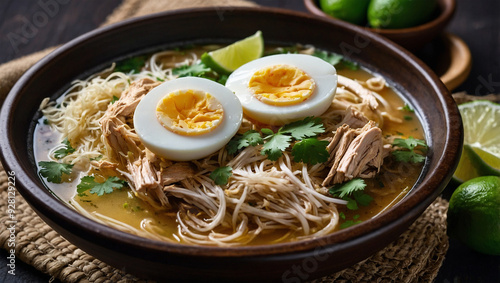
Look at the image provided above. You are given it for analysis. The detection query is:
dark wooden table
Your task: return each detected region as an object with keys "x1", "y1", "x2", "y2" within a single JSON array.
[{"x1": 1, "y1": 0, "x2": 499, "y2": 282}]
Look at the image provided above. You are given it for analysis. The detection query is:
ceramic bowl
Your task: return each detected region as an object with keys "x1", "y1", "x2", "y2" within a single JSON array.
[
  {"x1": 304, "y1": 0, "x2": 456, "y2": 51},
  {"x1": 0, "y1": 7, "x2": 462, "y2": 282}
]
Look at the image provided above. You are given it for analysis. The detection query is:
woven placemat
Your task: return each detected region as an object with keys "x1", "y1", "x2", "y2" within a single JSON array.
[{"x1": 0, "y1": 0, "x2": 450, "y2": 282}]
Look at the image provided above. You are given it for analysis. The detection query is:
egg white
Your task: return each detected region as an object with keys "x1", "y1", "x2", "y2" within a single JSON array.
[
  {"x1": 225, "y1": 54, "x2": 338, "y2": 125},
  {"x1": 134, "y1": 77, "x2": 243, "y2": 161}
]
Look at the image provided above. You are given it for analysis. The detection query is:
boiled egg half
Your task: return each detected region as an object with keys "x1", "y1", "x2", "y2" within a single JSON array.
[
  {"x1": 225, "y1": 54, "x2": 337, "y2": 125},
  {"x1": 134, "y1": 77, "x2": 243, "y2": 161}
]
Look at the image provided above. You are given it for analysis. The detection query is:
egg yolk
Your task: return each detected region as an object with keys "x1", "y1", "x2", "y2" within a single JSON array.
[
  {"x1": 156, "y1": 89, "x2": 224, "y2": 136},
  {"x1": 248, "y1": 64, "x2": 316, "y2": 106}
]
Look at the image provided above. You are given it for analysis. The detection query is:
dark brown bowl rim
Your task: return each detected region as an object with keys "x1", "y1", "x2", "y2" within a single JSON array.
[
  {"x1": 0, "y1": 6, "x2": 461, "y2": 258},
  {"x1": 304, "y1": 0, "x2": 456, "y2": 35}
]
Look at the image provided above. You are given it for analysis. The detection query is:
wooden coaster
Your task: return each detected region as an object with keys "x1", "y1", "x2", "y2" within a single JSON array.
[{"x1": 439, "y1": 33, "x2": 472, "y2": 91}]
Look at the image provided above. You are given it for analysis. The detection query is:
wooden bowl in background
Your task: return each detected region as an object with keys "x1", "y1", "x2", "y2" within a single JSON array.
[{"x1": 304, "y1": 0, "x2": 456, "y2": 51}]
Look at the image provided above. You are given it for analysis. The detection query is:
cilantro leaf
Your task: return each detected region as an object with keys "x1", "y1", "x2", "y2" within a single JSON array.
[
  {"x1": 392, "y1": 137, "x2": 427, "y2": 163},
  {"x1": 172, "y1": 62, "x2": 227, "y2": 84},
  {"x1": 329, "y1": 179, "x2": 373, "y2": 210},
  {"x1": 227, "y1": 130, "x2": 263, "y2": 155},
  {"x1": 344, "y1": 196, "x2": 359, "y2": 210},
  {"x1": 53, "y1": 138, "x2": 76, "y2": 159},
  {"x1": 209, "y1": 166, "x2": 232, "y2": 185},
  {"x1": 339, "y1": 212, "x2": 346, "y2": 220},
  {"x1": 173, "y1": 62, "x2": 211, "y2": 77},
  {"x1": 329, "y1": 178, "x2": 367, "y2": 198},
  {"x1": 340, "y1": 220, "x2": 363, "y2": 229},
  {"x1": 226, "y1": 117, "x2": 328, "y2": 164},
  {"x1": 292, "y1": 138, "x2": 329, "y2": 165},
  {"x1": 313, "y1": 50, "x2": 359, "y2": 70},
  {"x1": 216, "y1": 74, "x2": 228, "y2": 85},
  {"x1": 260, "y1": 128, "x2": 275, "y2": 136},
  {"x1": 115, "y1": 56, "x2": 146, "y2": 74},
  {"x1": 392, "y1": 150, "x2": 427, "y2": 163},
  {"x1": 77, "y1": 176, "x2": 127, "y2": 196},
  {"x1": 38, "y1": 161, "x2": 73, "y2": 183},
  {"x1": 340, "y1": 60, "x2": 359, "y2": 70},
  {"x1": 313, "y1": 50, "x2": 343, "y2": 66},
  {"x1": 261, "y1": 134, "x2": 292, "y2": 161},
  {"x1": 110, "y1": 95, "x2": 119, "y2": 104},
  {"x1": 392, "y1": 137, "x2": 427, "y2": 151},
  {"x1": 279, "y1": 116, "x2": 325, "y2": 140},
  {"x1": 400, "y1": 103, "x2": 414, "y2": 113},
  {"x1": 353, "y1": 190, "x2": 373, "y2": 206}
]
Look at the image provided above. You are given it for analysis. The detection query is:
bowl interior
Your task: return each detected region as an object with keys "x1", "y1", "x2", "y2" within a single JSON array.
[{"x1": 0, "y1": 7, "x2": 462, "y2": 281}]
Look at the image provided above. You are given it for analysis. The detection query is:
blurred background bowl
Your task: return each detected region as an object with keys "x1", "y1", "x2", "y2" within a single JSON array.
[{"x1": 304, "y1": 0, "x2": 456, "y2": 51}]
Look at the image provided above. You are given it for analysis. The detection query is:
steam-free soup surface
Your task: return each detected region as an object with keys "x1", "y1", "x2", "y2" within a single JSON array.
[{"x1": 35, "y1": 45, "x2": 425, "y2": 246}]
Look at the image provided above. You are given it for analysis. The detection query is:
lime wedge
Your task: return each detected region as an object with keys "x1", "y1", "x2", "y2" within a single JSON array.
[
  {"x1": 201, "y1": 31, "x2": 264, "y2": 74},
  {"x1": 453, "y1": 100, "x2": 500, "y2": 183}
]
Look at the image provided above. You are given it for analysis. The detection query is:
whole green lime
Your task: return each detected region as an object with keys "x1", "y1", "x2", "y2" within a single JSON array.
[
  {"x1": 447, "y1": 176, "x2": 500, "y2": 255},
  {"x1": 319, "y1": 0, "x2": 371, "y2": 25},
  {"x1": 367, "y1": 0, "x2": 438, "y2": 29}
]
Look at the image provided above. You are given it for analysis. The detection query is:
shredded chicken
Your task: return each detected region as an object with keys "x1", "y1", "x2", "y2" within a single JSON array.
[
  {"x1": 322, "y1": 121, "x2": 385, "y2": 186},
  {"x1": 336, "y1": 106, "x2": 369, "y2": 128},
  {"x1": 162, "y1": 162, "x2": 196, "y2": 185},
  {"x1": 97, "y1": 78, "x2": 195, "y2": 208},
  {"x1": 332, "y1": 75, "x2": 385, "y2": 126},
  {"x1": 338, "y1": 75, "x2": 379, "y2": 110}
]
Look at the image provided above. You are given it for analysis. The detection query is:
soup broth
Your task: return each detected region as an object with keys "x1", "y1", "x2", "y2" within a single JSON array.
[{"x1": 35, "y1": 44, "x2": 425, "y2": 246}]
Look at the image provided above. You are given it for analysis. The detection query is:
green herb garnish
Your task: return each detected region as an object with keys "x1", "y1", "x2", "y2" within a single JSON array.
[
  {"x1": 291, "y1": 138, "x2": 329, "y2": 165},
  {"x1": 172, "y1": 62, "x2": 227, "y2": 84},
  {"x1": 173, "y1": 62, "x2": 211, "y2": 77},
  {"x1": 313, "y1": 50, "x2": 359, "y2": 70},
  {"x1": 115, "y1": 56, "x2": 147, "y2": 74},
  {"x1": 313, "y1": 50, "x2": 343, "y2": 65},
  {"x1": 209, "y1": 166, "x2": 233, "y2": 186},
  {"x1": 110, "y1": 95, "x2": 119, "y2": 104},
  {"x1": 228, "y1": 117, "x2": 327, "y2": 164},
  {"x1": 339, "y1": 60, "x2": 359, "y2": 70},
  {"x1": 53, "y1": 138, "x2": 76, "y2": 159},
  {"x1": 38, "y1": 161, "x2": 73, "y2": 183},
  {"x1": 261, "y1": 117, "x2": 326, "y2": 161},
  {"x1": 77, "y1": 176, "x2": 127, "y2": 196},
  {"x1": 401, "y1": 103, "x2": 415, "y2": 113},
  {"x1": 227, "y1": 130, "x2": 263, "y2": 155},
  {"x1": 329, "y1": 178, "x2": 373, "y2": 210},
  {"x1": 392, "y1": 137, "x2": 428, "y2": 163},
  {"x1": 340, "y1": 219, "x2": 363, "y2": 229},
  {"x1": 261, "y1": 133, "x2": 292, "y2": 161}
]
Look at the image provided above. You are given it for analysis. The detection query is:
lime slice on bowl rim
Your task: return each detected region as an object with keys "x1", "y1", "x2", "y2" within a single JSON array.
[
  {"x1": 201, "y1": 30, "x2": 264, "y2": 74},
  {"x1": 453, "y1": 100, "x2": 500, "y2": 183}
]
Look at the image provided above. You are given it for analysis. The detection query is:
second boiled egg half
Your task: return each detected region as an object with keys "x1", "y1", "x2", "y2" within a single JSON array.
[{"x1": 225, "y1": 54, "x2": 338, "y2": 125}]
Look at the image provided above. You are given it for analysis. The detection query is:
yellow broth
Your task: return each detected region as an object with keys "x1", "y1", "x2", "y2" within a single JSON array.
[
  {"x1": 71, "y1": 68, "x2": 424, "y2": 245},
  {"x1": 36, "y1": 48, "x2": 425, "y2": 246}
]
